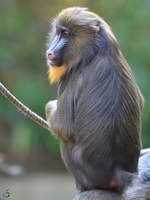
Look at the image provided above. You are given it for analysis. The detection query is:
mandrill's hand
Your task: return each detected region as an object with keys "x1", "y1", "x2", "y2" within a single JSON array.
[
  {"x1": 45, "y1": 100, "x2": 57, "y2": 129},
  {"x1": 45, "y1": 99, "x2": 69, "y2": 142}
]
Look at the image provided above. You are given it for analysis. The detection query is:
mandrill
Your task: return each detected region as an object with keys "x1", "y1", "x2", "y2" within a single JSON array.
[{"x1": 45, "y1": 7, "x2": 144, "y2": 195}]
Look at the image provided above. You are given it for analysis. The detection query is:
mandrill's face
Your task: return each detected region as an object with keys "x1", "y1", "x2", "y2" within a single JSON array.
[
  {"x1": 46, "y1": 21, "x2": 72, "y2": 84},
  {"x1": 46, "y1": 24, "x2": 71, "y2": 67}
]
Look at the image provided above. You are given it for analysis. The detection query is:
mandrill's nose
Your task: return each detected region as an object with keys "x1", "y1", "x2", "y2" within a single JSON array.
[{"x1": 47, "y1": 49, "x2": 54, "y2": 60}]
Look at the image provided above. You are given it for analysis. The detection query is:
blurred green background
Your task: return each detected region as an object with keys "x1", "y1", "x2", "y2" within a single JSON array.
[{"x1": 0, "y1": 0, "x2": 150, "y2": 170}]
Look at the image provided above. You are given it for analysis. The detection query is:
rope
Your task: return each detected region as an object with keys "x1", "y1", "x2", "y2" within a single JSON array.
[{"x1": 0, "y1": 82, "x2": 49, "y2": 131}]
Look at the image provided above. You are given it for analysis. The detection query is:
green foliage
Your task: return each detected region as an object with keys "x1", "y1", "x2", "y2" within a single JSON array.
[{"x1": 0, "y1": 0, "x2": 150, "y2": 161}]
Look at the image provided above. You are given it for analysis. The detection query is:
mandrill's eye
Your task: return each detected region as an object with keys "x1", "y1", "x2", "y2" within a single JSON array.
[{"x1": 62, "y1": 30, "x2": 70, "y2": 38}]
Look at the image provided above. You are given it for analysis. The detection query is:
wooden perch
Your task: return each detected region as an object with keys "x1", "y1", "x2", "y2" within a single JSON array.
[{"x1": 0, "y1": 81, "x2": 150, "y2": 156}]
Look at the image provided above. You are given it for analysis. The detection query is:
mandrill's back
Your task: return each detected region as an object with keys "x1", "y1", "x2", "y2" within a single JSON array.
[{"x1": 59, "y1": 46, "x2": 143, "y2": 192}]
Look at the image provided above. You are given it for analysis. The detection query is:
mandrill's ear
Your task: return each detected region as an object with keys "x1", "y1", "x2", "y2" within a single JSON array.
[
  {"x1": 91, "y1": 20, "x2": 100, "y2": 33},
  {"x1": 92, "y1": 25, "x2": 100, "y2": 33}
]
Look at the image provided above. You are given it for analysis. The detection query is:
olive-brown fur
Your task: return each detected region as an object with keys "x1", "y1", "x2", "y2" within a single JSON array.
[{"x1": 46, "y1": 7, "x2": 144, "y2": 193}]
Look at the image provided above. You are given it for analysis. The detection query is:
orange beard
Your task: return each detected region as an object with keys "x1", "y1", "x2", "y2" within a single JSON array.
[{"x1": 48, "y1": 64, "x2": 67, "y2": 84}]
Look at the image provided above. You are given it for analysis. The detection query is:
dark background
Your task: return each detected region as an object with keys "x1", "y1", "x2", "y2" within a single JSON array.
[{"x1": 0, "y1": 0, "x2": 150, "y2": 171}]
